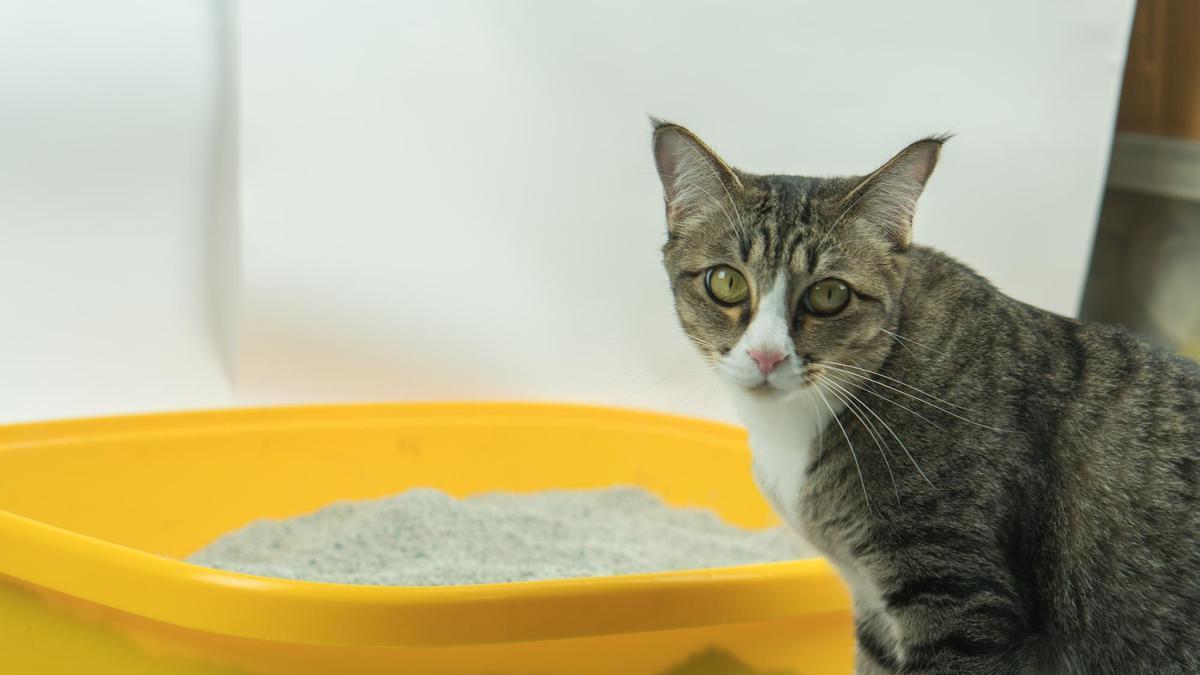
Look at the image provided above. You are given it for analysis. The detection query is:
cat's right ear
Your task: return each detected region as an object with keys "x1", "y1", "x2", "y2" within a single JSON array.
[{"x1": 651, "y1": 119, "x2": 743, "y2": 233}]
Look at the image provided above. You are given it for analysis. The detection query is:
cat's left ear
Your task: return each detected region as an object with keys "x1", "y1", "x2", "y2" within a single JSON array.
[{"x1": 846, "y1": 136, "x2": 947, "y2": 250}]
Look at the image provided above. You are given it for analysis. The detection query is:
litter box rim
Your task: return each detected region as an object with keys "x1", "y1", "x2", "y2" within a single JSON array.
[{"x1": 0, "y1": 403, "x2": 850, "y2": 647}]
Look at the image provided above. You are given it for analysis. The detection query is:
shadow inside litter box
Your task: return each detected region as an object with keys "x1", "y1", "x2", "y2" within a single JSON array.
[{"x1": 654, "y1": 648, "x2": 797, "y2": 675}]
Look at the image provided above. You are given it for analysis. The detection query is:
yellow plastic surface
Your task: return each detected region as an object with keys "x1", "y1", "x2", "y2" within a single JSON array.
[{"x1": 0, "y1": 403, "x2": 853, "y2": 674}]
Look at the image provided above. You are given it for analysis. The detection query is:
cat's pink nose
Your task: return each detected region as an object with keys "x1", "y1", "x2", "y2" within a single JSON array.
[{"x1": 748, "y1": 349, "x2": 788, "y2": 377}]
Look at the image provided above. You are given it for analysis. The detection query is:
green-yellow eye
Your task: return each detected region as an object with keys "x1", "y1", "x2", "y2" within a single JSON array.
[
  {"x1": 705, "y1": 265, "x2": 749, "y2": 305},
  {"x1": 804, "y1": 278, "x2": 851, "y2": 316}
]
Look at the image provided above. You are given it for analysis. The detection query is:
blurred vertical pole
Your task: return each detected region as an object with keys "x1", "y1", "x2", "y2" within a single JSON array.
[
  {"x1": 1082, "y1": 0, "x2": 1200, "y2": 360},
  {"x1": 1115, "y1": 0, "x2": 1166, "y2": 135},
  {"x1": 1115, "y1": 0, "x2": 1200, "y2": 139}
]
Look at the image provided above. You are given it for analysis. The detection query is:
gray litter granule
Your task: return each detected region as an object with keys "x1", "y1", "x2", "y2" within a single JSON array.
[{"x1": 187, "y1": 486, "x2": 815, "y2": 585}]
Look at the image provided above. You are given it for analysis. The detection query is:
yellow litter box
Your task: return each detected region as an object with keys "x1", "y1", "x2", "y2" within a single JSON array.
[{"x1": 0, "y1": 403, "x2": 853, "y2": 674}]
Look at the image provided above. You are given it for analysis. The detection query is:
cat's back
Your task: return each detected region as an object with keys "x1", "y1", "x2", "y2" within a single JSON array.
[
  {"x1": 908, "y1": 243, "x2": 1200, "y2": 412},
  {"x1": 1036, "y1": 313, "x2": 1200, "y2": 671},
  {"x1": 906, "y1": 245, "x2": 1200, "y2": 671},
  {"x1": 1061, "y1": 310, "x2": 1200, "y2": 456}
]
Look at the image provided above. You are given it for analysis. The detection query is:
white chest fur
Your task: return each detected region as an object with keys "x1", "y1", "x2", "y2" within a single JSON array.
[
  {"x1": 730, "y1": 387, "x2": 838, "y2": 530},
  {"x1": 733, "y1": 387, "x2": 896, "y2": 639}
]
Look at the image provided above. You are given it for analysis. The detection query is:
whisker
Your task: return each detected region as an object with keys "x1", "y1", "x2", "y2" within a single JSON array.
[
  {"x1": 881, "y1": 328, "x2": 919, "y2": 360},
  {"x1": 819, "y1": 372, "x2": 936, "y2": 491},
  {"x1": 819, "y1": 376, "x2": 900, "y2": 507},
  {"x1": 805, "y1": 390, "x2": 825, "y2": 470},
  {"x1": 821, "y1": 363, "x2": 1018, "y2": 434},
  {"x1": 820, "y1": 368, "x2": 947, "y2": 432},
  {"x1": 821, "y1": 360, "x2": 979, "y2": 414},
  {"x1": 881, "y1": 328, "x2": 953, "y2": 360},
  {"x1": 813, "y1": 382, "x2": 873, "y2": 515},
  {"x1": 683, "y1": 335, "x2": 722, "y2": 363}
]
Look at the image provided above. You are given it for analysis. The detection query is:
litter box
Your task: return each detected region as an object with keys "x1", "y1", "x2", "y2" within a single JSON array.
[{"x1": 0, "y1": 403, "x2": 853, "y2": 675}]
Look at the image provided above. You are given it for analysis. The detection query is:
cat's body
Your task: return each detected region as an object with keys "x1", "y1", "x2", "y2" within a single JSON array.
[
  {"x1": 651, "y1": 122, "x2": 1200, "y2": 673},
  {"x1": 753, "y1": 245, "x2": 1200, "y2": 673}
]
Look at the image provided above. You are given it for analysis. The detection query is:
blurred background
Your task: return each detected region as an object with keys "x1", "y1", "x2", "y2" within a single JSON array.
[
  {"x1": 2, "y1": 0, "x2": 1191, "y2": 426},
  {"x1": 1082, "y1": 0, "x2": 1200, "y2": 362}
]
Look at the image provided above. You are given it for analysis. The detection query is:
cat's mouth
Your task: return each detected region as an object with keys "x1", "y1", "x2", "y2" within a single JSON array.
[
  {"x1": 741, "y1": 369, "x2": 820, "y2": 397},
  {"x1": 749, "y1": 381, "x2": 776, "y2": 394},
  {"x1": 745, "y1": 379, "x2": 799, "y2": 398}
]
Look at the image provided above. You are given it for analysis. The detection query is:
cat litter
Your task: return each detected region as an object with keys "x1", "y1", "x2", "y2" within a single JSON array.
[{"x1": 187, "y1": 486, "x2": 814, "y2": 586}]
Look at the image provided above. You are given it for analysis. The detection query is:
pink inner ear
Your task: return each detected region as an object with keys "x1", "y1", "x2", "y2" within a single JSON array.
[
  {"x1": 653, "y1": 133, "x2": 688, "y2": 221},
  {"x1": 653, "y1": 130, "x2": 686, "y2": 188}
]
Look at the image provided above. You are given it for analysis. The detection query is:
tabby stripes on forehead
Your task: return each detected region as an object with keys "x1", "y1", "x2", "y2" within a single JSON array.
[
  {"x1": 783, "y1": 223, "x2": 810, "y2": 271},
  {"x1": 758, "y1": 224, "x2": 775, "y2": 262},
  {"x1": 736, "y1": 178, "x2": 819, "y2": 269},
  {"x1": 781, "y1": 180, "x2": 818, "y2": 271}
]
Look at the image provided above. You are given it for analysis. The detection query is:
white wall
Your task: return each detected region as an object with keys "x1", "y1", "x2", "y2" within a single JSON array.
[
  {"x1": 0, "y1": 1, "x2": 231, "y2": 423},
  {"x1": 235, "y1": 1, "x2": 1134, "y2": 423},
  {"x1": 0, "y1": 1, "x2": 1134, "y2": 425}
]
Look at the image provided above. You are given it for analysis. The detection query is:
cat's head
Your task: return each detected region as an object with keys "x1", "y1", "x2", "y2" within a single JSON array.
[{"x1": 652, "y1": 121, "x2": 943, "y2": 399}]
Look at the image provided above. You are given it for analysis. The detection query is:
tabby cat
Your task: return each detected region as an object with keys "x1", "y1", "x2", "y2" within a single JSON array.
[{"x1": 650, "y1": 121, "x2": 1200, "y2": 673}]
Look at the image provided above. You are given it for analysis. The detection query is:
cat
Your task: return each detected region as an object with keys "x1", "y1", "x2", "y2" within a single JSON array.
[{"x1": 650, "y1": 120, "x2": 1200, "y2": 674}]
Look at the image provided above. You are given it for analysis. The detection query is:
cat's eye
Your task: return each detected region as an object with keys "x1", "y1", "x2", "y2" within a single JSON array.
[
  {"x1": 705, "y1": 265, "x2": 749, "y2": 305},
  {"x1": 803, "y1": 279, "x2": 851, "y2": 316}
]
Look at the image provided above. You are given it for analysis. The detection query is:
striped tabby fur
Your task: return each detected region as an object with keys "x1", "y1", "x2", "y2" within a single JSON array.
[{"x1": 651, "y1": 120, "x2": 1200, "y2": 674}]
